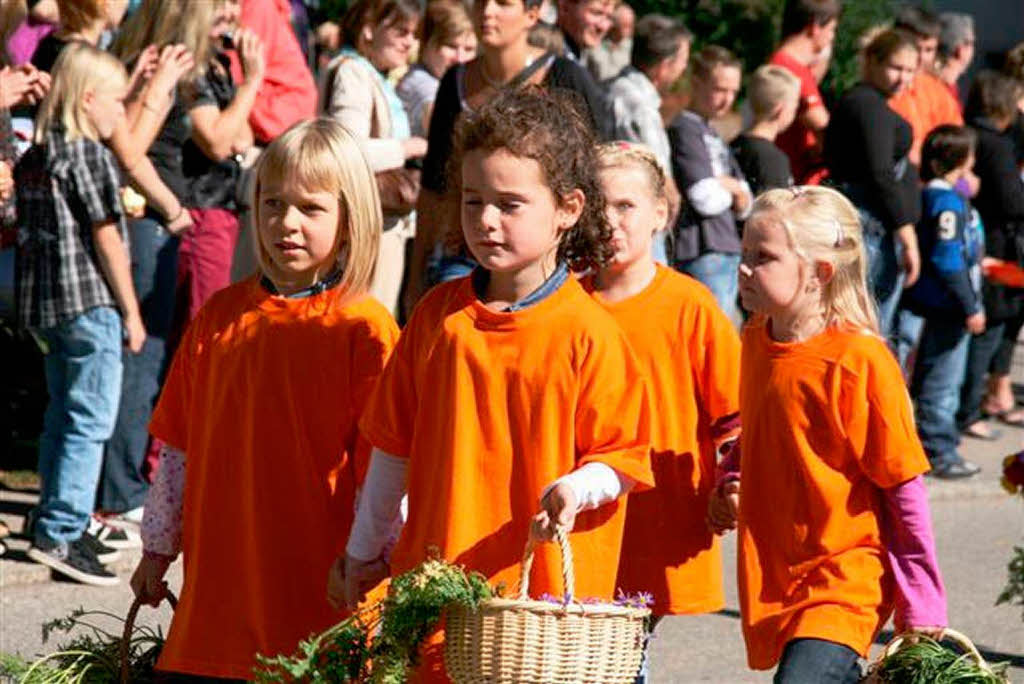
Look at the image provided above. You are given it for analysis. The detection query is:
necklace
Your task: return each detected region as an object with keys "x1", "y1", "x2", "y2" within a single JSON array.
[{"x1": 478, "y1": 54, "x2": 534, "y2": 90}]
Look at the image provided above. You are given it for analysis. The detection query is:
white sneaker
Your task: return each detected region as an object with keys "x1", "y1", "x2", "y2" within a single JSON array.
[
  {"x1": 90, "y1": 519, "x2": 142, "y2": 550},
  {"x1": 99, "y1": 507, "x2": 144, "y2": 532}
]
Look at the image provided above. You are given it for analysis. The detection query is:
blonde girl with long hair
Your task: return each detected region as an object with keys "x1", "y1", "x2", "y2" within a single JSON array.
[
  {"x1": 17, "y1": 43, "x2": 144, "y2": 586},
  {"x1": 708, "y1": 186, "x2": 947, "y2": 683},
  {"x1": 130, "y1": 118, "x2": 399, "y2": 679}
]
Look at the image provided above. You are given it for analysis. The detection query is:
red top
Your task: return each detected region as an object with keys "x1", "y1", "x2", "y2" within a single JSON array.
[{"x1": 770, "y1": 49, "x2": 828, "y2": 185}]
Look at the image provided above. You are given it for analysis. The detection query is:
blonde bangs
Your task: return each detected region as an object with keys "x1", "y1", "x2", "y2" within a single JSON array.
[{"x1": 251, "y1": 119, "x2": 382, "y2": 302}]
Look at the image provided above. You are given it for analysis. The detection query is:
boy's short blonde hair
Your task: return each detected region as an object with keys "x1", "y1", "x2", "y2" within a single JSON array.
[
  {"x1": 748, "y1": 64, "x2": 801, "y2": 122},
  {"x1": 251, "y1": 118, "x2": 381, "y2": 300},
  {"x1": 34, "y1": 42, "x2": 128, "y2": 143}
]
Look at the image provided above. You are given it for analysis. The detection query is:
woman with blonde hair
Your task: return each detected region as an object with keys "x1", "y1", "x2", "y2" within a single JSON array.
[
  {"x1": 96, "y1": 0, "x2": 265, "y2": 537},
  {"x1": 131, "y1": 118, "x2": 399, "y2": 679}
]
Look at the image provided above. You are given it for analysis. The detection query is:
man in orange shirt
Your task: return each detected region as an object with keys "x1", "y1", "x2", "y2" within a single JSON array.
[
  {"x1": 769, "y1": 0, "x2": 839, "y2": 185},
  {"x1": 888, "y1": 6, "x2": 963, "y2": 165}
]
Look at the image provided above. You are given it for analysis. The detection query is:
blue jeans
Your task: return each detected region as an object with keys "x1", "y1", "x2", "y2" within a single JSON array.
[
  {"x1": 957, "y1": 321, "x2": 1006, "y2": 429},
  {"x1": 426, "y1": 246, "x2": 476, "y2": 287},
  {"x1": 911, "y1": 317, "x2": 970, "y2": 466},
  {"x1": 895, "y1": 308, "x2": 923, "y2": 374},
  {"x1": 774, "y1": 638, "x2": 862, "y2": 684},
  {"x1": 676, "y1": 252, "x2": 741, "y2": 326},
  {"x1": 35, "y1": 306, "x2": 124, "y2": 547},
  {"x1": 100, "y1": 217, "x2": 179, "y2": 512},
  {"x1": 651, "y1": 229, "x2": 669, "y2": 265},
  {"x1": 862, "y1": 221, "x2": 905, "y2": 341}
]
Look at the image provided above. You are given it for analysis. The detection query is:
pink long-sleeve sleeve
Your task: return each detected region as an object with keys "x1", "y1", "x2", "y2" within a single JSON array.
[
  {"x1": 141, "y1": 445, "x2": 185, "y2": 558},
  {"x1": 882, "y1": 475, "x2": 948, "y2": 631}
]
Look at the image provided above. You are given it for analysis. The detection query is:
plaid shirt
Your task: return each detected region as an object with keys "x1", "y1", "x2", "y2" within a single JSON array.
[{"x1": 14, "y1": 128, "x2": 128, "y2": 329}]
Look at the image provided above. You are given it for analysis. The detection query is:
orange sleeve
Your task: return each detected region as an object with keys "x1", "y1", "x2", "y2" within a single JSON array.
[
  {"x1": 575, "y1": 329, "x2": 654, "y2": 488},
  {"x1": 832, "y1": 339, "x2": 930, "y2": 488},
  {"x1": 349, "y1": 311, "x2": 402, "y2": 484},
  {"x1": 690, "y1": 294, "x2": 742, "y2": 444},
  {"x1": 358, "y1": 313, "x2": 421, "y2": 459},
  {"x1": 148, "y1": 313, "x2": 204, "y2": 452}
]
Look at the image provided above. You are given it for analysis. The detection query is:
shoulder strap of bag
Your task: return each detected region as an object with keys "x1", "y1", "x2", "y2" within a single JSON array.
[{"x1": 506, "y1": 51, "x2": 556, "y2": 90}]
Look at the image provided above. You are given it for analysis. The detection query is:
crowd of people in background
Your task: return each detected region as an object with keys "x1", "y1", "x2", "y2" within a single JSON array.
[{"x1": 0, "y1": 0, "x2": 1021, "y2": 680}]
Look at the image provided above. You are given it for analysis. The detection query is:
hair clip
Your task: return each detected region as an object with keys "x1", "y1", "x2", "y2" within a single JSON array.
[{"x1": 833, "y1": 219, "x2": 845, "y2": 247}]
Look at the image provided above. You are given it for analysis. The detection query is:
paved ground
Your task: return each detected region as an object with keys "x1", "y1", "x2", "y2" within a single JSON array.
[{"x1": 1, "y1": 406, "x2": 1023, "y2": 682}]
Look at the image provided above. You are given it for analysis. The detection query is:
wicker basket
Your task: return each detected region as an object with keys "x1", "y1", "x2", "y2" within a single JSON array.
[
  {"x1": 861, "y1": 628, "x2": 1009, "y2": 683},
  {"x1": 444, "y1": 528, "x2": 650, "y2": 684}
]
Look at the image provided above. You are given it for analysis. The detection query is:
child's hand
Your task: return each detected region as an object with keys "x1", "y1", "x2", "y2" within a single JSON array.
[
  {"x1": 531, "y1": 481, "x2": 578, "y2": 542},
  {"x1": 130, "y1": 553, "x2": 172, "y2": 607},
  {"x1": 966, "y1": 311, "x2": 986, "y2": 334},
  {"x1": 342, "y1": 553, "x2": 389, "y2": 610},
  {"x1": 706, "y1": 480, "x2": 740, "y2": 535}
]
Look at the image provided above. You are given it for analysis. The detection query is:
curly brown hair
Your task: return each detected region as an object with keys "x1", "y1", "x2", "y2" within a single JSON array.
[{"x1": 446, "y1": 87, "x2": 613, "y2": 272}]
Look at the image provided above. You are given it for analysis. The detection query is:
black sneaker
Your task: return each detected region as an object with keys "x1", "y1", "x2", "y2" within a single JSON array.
[
  {"x1": 26, "y1": 538, "x2": 120, "y2": 586},
  {"x1": 81, "y1": 531, "x2": 122, "y2": 564}
]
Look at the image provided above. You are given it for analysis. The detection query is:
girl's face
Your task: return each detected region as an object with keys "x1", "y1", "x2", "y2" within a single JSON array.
[
  {"x1": 738, "y1": 213, "x2": 817, "y2": 318},
  {"x1": 423, "y1": 31, "x2": 477, "y2": 78},
  {"x1": 866, "y1": 47, "x2": 918, "y2": 96},
  {"x1": 599, "y1": 164, "x2": 666, "y2": 272},
  {"x1": 84, "y1": 82, "x2": 127, "y2": 140},
  {"x1": 474, "y1": 0, "x2": 539, "y2": 50},
  {"x1": 209, "y1": 0, "x2": 241, "y2": 42},
  {"x1": 257, "y1": 180, "x2": 344, "y2": 293},
  {"x1": 461, "y1": 148, "x2": 579, "y2": 277},
  {"x1": 368, "y1": 15, "x2": 418, "y2": 72}
]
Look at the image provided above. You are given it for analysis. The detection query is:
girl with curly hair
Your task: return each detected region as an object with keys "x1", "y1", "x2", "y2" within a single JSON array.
[{"x1": 334, "y1": 88, "x2": 654, "y2": 681}]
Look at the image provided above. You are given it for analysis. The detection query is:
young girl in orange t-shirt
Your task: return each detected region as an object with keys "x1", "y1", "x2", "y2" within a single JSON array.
[
  {"x1": 336, "y1": 90, "x2": 654, "y2": 681},
  {"x1": 709, "y1": 186, "x2": 947, "y2": 683},
  {"x1": 584, "y1": 143, "x2": 741, "y2": 677},
  {"x1": 129, "y1": 119, "x2": 400, "y2": 680}
]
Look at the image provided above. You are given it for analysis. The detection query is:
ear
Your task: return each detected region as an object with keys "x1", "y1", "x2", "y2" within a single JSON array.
[
  {"x1": 814, "y1": 260, "x2": 835, "y2": 286},
  {"x1": 524, "y1": 3, "x2": 541, "y2": 29},
  {"x1": 555, "y1": 188, "x2": 585, "y2": 233},
  {"x1": 653, "y1": 196, "x2": 669, "y2": 234},
  {"x1": 771, "y1": 102, "x2": 785, "y2": 121},
  {"x1": 81, "y1": 88, "x2": 96, "y2": 112}
]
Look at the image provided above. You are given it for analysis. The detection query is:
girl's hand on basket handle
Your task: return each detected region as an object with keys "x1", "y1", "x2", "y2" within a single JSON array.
[
  {"x1": 531, "y1": 482, "x2": 578, "y2": 542},
  {"x1": 130, "y1": 552, "x2": 172, "y2": 607},
  {"x1": 341, "y1": 553, "x2": 389, "y2": 610},
  {"x1": 906, "y1": 626, "x2": 946, "y2": 641},
  {"x1": 706, "y1": 480, "x2": 740, "y2": 535}
]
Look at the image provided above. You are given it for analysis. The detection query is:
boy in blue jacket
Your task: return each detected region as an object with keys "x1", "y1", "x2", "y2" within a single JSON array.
[{"x1": 903, "y1": 124, "x2": 984, "y2": 479}]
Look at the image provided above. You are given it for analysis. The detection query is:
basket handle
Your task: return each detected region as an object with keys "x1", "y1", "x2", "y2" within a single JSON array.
[
  {"x1": 119, "y1": 590, "x2": 178, "y2": 684},
  {"x1": 516, "y1": 526, "x2": 575, "y2": 602},
  {"x1": 881, "y1": 628, "x2": 988, "y2": 669}
]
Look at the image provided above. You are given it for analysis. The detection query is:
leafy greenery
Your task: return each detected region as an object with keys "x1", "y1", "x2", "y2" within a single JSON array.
[
  {"x1": 997, "y1": 545, "x2": 1024, "y2": 622},
  {"x1": 4, "y1": 606, "x2": 168, "y2": 683},
  {"x1": 255, "y1": 558, "x2": 493, "y2": 683},
  {"x1": 870, "y1": 636, "x2": 1009, "y2": 684}
]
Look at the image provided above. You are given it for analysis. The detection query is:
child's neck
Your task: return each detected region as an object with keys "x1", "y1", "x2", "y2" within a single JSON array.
[
  {"x1": 769, "y1": 308, "x2": 827, "y2": 343},
  {"x1": 60, "y1": 21, "x2": 105, "y2": 46},
  {"x1": 940, "y1": 169, "x2": 966, "y2": 186},
  {"x1": 747, "y1": 119, "x2": 781, "y2": 142},
  {"x1": 483, "y1": 252, "x2": 559, "y2": 310},
  {"x1": 595, "y1": 254, "x2": 657, "y2": 303}
]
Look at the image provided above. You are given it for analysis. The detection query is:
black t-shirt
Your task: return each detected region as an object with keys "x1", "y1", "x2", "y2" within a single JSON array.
[
  {"x1": 181, "y1": 53, "x2": 239, "y2": 209},
  {"x1": 421, "y1": 56, "x2": 613, "y2": 195},
  {"x1": 29, "y1": 33, "x2": 69, "y2": 74},
  {"x1": 730, "y1": 134, "x2": 792, "y2": 197},
  {"x1": 824, "y1": 82, "x2": 920, "y2": 231}
]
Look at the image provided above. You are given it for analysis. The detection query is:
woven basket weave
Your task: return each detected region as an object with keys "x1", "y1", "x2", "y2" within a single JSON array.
[{"x1": 444, "y1": 528, "x2": 649, "y2": 683}]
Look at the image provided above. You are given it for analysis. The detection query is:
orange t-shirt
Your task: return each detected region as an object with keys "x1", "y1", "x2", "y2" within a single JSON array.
[
  {"x1": 889, "y1": 71, "x2": 964, "y2": 166},
  {"x1": 149, "y1": 277, "x2": 399, "y2": 679},
  {"x1": 737, "y1": 319, "x2": 930, "y2": 670},
  {"x1": 585, "y1": 266, "x2": 740, "y2": 615},
  {"x1": 360, "y1": 275, "x2": 654, "y2": 681}
]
